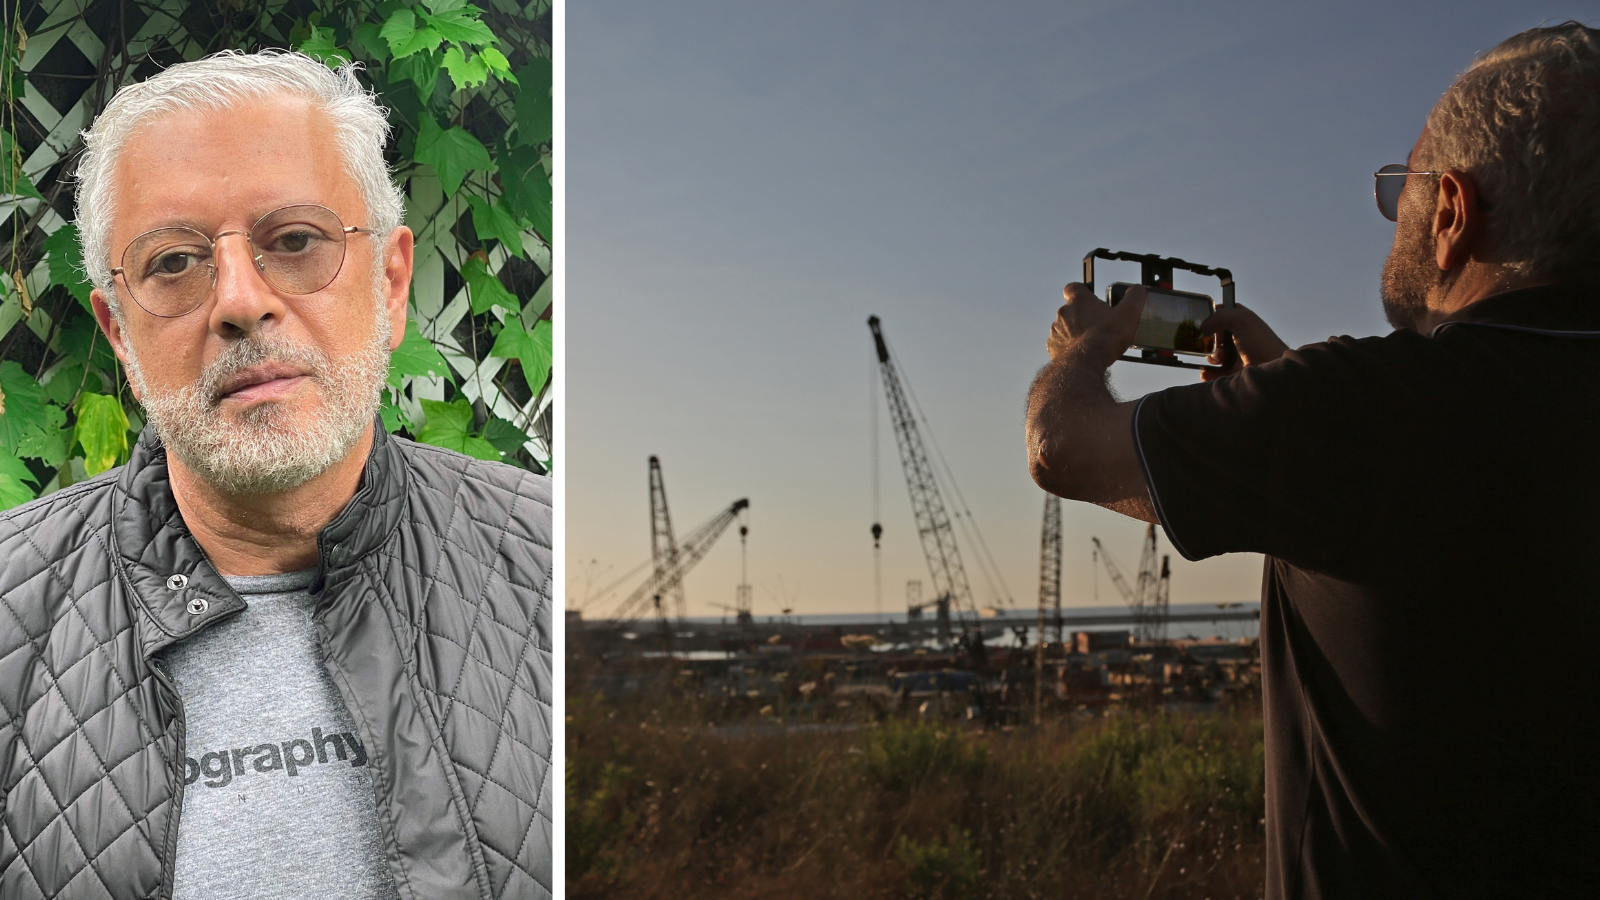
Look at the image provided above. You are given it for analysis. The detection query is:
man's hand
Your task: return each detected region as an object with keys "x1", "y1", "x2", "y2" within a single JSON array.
[
  {"x1": 1048, "y1": 282, "x2": 1147, "y2": 366},
  {"x1": 1199, "y1": 303, "x2": 1289, "y2": 381},
  {"x1": 1027, "y1": 283, "x2": 1155, "y2": 524}
]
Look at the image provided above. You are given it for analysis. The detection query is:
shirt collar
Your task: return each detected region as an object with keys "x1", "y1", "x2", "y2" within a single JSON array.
[
  {"x1": 113, "y1": 417, "x2": 406, "y2": 658},
  {"x1": 1432, "y1": 282, "x2": 1600, "y2": 337}
]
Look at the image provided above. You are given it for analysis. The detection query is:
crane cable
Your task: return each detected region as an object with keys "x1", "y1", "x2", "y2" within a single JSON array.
[
  {"x1": 881, "y1": 330, "x2": 1005, "y2": 608},
  {"x1": 871, "y1": 356, "x2": 882, "y2": 616},
  {"x1": 882, "y1": 331, "x2": 1018, "y2": 609}
]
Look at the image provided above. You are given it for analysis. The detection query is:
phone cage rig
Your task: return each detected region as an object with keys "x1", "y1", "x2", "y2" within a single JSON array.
[{"x1": 1082, "y1": 248, "x2": 1237, "y2": 371}]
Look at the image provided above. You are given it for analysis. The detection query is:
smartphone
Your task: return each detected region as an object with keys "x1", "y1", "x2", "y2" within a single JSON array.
[{"x1": 1106, "y1": 282, "x2": 1215, "y2": 357}]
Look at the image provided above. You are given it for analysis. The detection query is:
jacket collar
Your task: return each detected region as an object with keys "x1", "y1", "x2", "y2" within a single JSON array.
[
  {"x1": 113, "y1": 418, "x2": 407, "y2": 659},
  {"x1": 1432, "y1": 282, "x2": 1600, "y2": 337}
]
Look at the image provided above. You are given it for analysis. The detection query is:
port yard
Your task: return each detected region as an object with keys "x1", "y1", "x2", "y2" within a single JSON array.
[
  {"x1": 571, "y1": 616, "x2": 1260, "y2": 723},
  {"x1": 567, "y1": 618, "x2": 1267, "y2": 899}
]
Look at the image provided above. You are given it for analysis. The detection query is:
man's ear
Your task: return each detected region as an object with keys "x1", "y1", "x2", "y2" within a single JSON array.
[
  {"x1": 382, "y1": 226, "x2": 414, "y2": 351},
  {"x1": 1434, "y1": 169, "x2": 1483, "y2": 274},
  {"x1": 90, "y1": 288, "x2": 141, "y2": 402}
]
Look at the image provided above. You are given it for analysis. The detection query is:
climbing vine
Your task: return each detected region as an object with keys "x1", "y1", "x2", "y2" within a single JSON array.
[{"x1": 0, "y1": 0, "x2": 553, "y2": 511}]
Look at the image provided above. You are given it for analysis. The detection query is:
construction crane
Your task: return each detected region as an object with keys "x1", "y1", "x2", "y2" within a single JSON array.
[
  {"x1": 708, "y1": 519, "x2": 754, "y2": 629},
  {"x1": 733, "y1": 517, "x2": 753, "y2": 626},
  {"x1": 648, "y1": 456, "x2": 687, "y2": 619},
  {"x1": 868, "y1": 315, "x2": 975, "y2": 646},
  {"x1": 611, "y1": 498, "x2": 750, "y2": 623},
  {"x1": 611, "y1": 460, "x2": 751, "y2": 624},
  {"x1": 1038, "y1": 495, "x2": 1063, "y2": 644},
  {"x1": 1032, "y1": 494, "x2": 1063, "y2": 726},
  {"x1": 1090, "y1": 524, "x2": 1171, "y2": 643}
]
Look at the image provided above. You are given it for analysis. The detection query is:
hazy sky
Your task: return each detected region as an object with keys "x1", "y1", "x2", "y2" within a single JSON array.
[{"x1": 566, "y1": 0, "x2": 1592, "y2": 619}]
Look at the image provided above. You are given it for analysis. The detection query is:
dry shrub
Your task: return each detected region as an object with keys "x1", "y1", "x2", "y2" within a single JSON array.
[{"x1": 567, "y1": 687, "x2": 1266, "y2": 900}]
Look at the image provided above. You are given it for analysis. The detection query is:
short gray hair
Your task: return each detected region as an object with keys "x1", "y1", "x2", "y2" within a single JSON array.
[
  {"x1": 76, "y1": 49, "x2": 404, "y2": 302},
  {"x1": 1425, "y1": 21, "x2": 1600, "y2": 281}
]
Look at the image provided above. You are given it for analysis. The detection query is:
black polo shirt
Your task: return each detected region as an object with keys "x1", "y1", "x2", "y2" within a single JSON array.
[{"x1": 1134, "y1": 283, "x2": 1600, "y2": 900}]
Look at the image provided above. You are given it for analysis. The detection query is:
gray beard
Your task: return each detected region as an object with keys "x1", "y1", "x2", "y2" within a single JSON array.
[
  {"x1": 1379, "y1": 203, "x2": 1441, "y2": 332},
  {"x1": 127, "y1": 308, "x2": 391, "y2": 495}
]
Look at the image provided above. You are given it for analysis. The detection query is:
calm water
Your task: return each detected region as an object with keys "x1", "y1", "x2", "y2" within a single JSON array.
[{"x1": 683, "y1": 601, "x2": 1261, "y2": 641}]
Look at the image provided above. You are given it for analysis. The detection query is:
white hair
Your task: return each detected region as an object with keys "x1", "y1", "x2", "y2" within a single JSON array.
[
  {"x1": 1425, "y1": 21, "x2": 1600, "y2": 280},
  {"x1": 75, "y1": 49, "x2": 405, "y2": 307}
]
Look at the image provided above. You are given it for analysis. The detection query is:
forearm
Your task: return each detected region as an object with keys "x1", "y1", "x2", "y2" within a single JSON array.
[{"x1": 1025, "y1": 349, "x2": 1154, "y2": 521}]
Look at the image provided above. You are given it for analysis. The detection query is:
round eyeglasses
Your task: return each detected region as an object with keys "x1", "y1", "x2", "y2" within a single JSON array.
[
  {"x1": 1373, "y1": 164, "x2": 1440, "y2": 222},
  {"x1": 111, "y1": 204, "x2": 376, "y2": 318}
]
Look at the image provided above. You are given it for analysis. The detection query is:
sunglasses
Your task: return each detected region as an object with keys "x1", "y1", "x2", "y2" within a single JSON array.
[{"x1": 1372, "y1": 164, "x2": 1440, "y2": 222}]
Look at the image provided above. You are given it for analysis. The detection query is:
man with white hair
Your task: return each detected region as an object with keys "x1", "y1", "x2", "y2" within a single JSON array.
[
  {"x1": 1027, "y1": 21, "x2": 1598, "y2": 900},
  {"x1": 0, "y1": 51, "x2": 551, "y2": 900}
]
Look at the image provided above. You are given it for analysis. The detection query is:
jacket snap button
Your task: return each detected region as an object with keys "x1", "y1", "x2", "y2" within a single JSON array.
[
  {"x1": 186, "y1": 597, "x2": 209, "y2": 616},
  {"x1": 166, "y1": 574, "x2": 189, "y2": 591}
]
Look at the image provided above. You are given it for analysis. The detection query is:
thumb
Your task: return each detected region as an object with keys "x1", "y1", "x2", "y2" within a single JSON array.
[
  {"x1": 1200, "y1": 304, "x2": 1250, "y2": 335},
  {"x1": 1113, "y1": 284, "x2": 1147, "y2": 336}
]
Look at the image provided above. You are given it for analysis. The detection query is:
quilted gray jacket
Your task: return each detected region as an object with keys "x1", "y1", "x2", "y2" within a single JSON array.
[{"x1": 0, "y1": 424, "x2": 552, "y2": 900}]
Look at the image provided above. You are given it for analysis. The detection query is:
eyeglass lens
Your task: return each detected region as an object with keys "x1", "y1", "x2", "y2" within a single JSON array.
[
  {"x1": 1374, "y1": 164, "x2": 1409, "y2": 222},
  {"x1": 121, "y1": 205, "x2": 352, "y2": 317}
]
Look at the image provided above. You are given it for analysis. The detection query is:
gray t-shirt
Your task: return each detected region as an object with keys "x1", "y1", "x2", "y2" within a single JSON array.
[{"x1": 156, "y1": 569, "x2": 401, "y2": 900}]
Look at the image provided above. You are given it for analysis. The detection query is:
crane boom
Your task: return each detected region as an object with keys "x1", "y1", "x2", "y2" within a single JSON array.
[
  {"x1": 1092, "y1": 525, "x2": 1170, "y2": 643},
  {"x1": 612, "y1": 498, "x2": 751, "y2": 621},
  {"x1": 868, "y1": 316, "x2": 975, "y2": 639},
  {"x1": 648, "y1": 456, "x2": 687, "y2": 620},
  {"x1": 1091, "y1": 537, "x2": 1137, "y2": 604}
]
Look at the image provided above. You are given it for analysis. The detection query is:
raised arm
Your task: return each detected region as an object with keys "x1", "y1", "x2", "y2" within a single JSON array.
[{"x1": 1025, "y1": 283, "x2": 1156, "y2": 523}]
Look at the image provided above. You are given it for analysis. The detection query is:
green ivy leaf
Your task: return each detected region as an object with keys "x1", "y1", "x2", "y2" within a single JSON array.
[
  {"x1": 17, "y1": 416, "x2": 70, "y2": 468},
  {"x1": 479, "y1": 47, "x2": 516, "y2": 83},
  {"x1": 295, "y1": 25, "x2": 346, "y2": 67},
  {"x1": 390, "y1": 20, "x2": 445, "y2": 59},
  {"x1": 380, "y1": 9, "x2": 414, "y2": 53},
  {"x1": 489, "y1": 314, "x2": 553, "y2": 395},
  {"x1": 467, "y1": 196, "x2": 528, "y2": 259},
  {"x1": 0, "y1": 447, "x2": 38, "y2": 487},
  {"x1": 390, "y1": 51, "x2": 441, "y2": 101},
  {"x1": 416, "y1": 398, "x2": 500, "y2": 461},
  {"x1": 0, "y1": 361, "x2": 50, "y2": 456},
  {"x1": 420, "y1": 8, "x2": 497, "y2": 47},
  {"x1": 387, "y1": 317, "x2": 451, "y2": 387},
  {"x1": 43, "y1": 224, "x2": 93, "y2": 313},
  {"x1": 514, "y1": 59, "x2": 552, "y2": 147},
  {"x1": 380, "y1": 399, "x2": 409, "y2": 434},
  {"x1": 0, "y1": 476, "x2": 36, "y2": 509},
  {"x1": 52, "y1": 314, "x2": 120, "y2": 381},
  {"x1": 42, "y1": 363, "x2": 85, "y2": 407},
  {"x1": 481, "y1": 414, "x2": 529, "y2": 456},
  {"x1": 414, "y1": 115, "x2": 493, "y2": 197},
  {"x1": 511, "y1": 162, "x2": 552, "y2": 244},
  {"x1": 73, "y1": 392, "x2": 130, "y2": 476},
  {"x1": 424, "y1": 0, "x2": 471, "y2": 14},
  {"x1": 497, "y1": 140, "x2": 549, "y2": 235},
  {"x1": 351, "y1": 22, "x2": 388, "y2": 61},
  {"x1": 461, "y1": 253, "x2": 520, "y2": 314},
  {"x1": 441, "y1": 46, "x2": 490, "y2": 91},
  {"x1": 0, "y1": 446, "x2": 35, "y2": 509}
]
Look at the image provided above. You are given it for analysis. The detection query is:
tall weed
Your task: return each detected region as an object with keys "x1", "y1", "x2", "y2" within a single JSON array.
[
  {"x1": 567, "y1": 689, "x2": 1266, "y2": 900},
  {"x1": 862, "y1": 720, "x2": 988, "y2": 792}
]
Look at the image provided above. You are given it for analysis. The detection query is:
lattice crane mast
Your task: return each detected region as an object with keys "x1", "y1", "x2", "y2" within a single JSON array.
[
  {"x1": 612, "y1": 459, "x2": 751, "y2": 623},
  {"x1": 648, "y1": 456, "x2": 687, "y2": 619},
  {"x1": 1038, "y1": 495, "x2": 1063, "y2": 644},
  {"x1": 1091, "y1": 524, "x2": 1171, "y2": 643},
  {"x1": 868, "y1": 315, "x2": 975, "y2": 645}
]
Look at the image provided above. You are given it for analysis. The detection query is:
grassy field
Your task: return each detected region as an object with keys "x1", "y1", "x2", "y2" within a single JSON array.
[{"x1": 567, "y1": 682, "x2": 1266, "y2": 900}]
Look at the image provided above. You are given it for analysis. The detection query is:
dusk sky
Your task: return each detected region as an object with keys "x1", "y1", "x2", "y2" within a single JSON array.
[{"x1": 566, "y1": 1, "x2": 1592, "y2": 619}]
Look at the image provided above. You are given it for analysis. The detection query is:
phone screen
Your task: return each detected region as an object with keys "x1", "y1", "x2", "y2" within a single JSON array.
[{"x1": 1107, "y1": 283, "x2": 1215, "y2": 356}]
